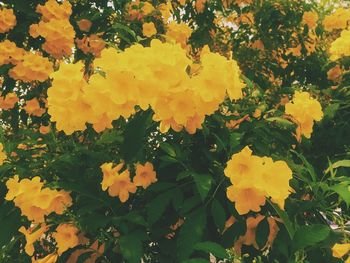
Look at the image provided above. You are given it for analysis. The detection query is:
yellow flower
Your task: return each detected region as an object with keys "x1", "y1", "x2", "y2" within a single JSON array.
[
  {"x1": 323, "y1": 8, "x2": 350, "y2": 32},
  {"x1": 77, "y1": 19, "x2": 92, "y2": 32},
  {"x1": 39, "y1": 125, "x2": 51, "y2": 134},
  {"x1": 227, "y1": 186, "x2": 266, "y2": 215},
  {"x1": 224, "y1": 146, "x2": 292, "y2": 214},
  {"x1": 302, "y1": 11, "x2": 318, "y2": 29},
  {"x1": 327, "y1": 65, "x2": 342, "y2": 82},
  {"x1": 0, "y1": 8, "x2": 16, "y2": 33},
  {"x1": 142, "y1": 22, "x2": 157, "y2": 37},
  {"x1": 76, "y1": 34, "x2": 105, "y2": 57},
  {"x1": 285, "y1": 91, "x2": 323, "y2": 138},
  {"x1": 224, "y1": 146, "x2": 261, "y2": 186},
  {"x1": 0, "y1": 40, "x2": 25, "y2": 66},
  {"x1": 100, "y1": 162, "x2": 137, "y2": 202},
  {"x1": 48, "y1": 62, "x2": 92, "y2": 135},
  {"x1": 52, "y1": 224, "x2": 79, "y2": 255},
  {"x1": 166, "y1": 22, "x2": 192, "y2": 48},
  {"x1": 158, "y1": 1, "x2": 173, "y2": 21},
  {"x1": 141, "y1": 2, "x2": 155, "y2": 15},
  {"x1": 19, "y1": 224, "x2": 48, "y2": 256},
  {"x1": 134, "y1": 162, "x2": 157, "y2": 189},
  {"x1": 0, "y1": 143, "x2": 7, "y2": 165},
  {"x1": 0, "y1": 92, "x2": 19, "y2": 110},
  {"x1": 195, "y1": 0, "x2": 207, "y2": 13},
  {"x1": 329, "y1": 29, "x2": 350, "y2": 61},
  {"x1": 9, "y1": 52, "x2": 53, "y2": 83},
  {"x1": 332, "y1": 243, "x2": 350, "y2": 258},
  {"x1": 36, "y1": 0, "x2": 72, "y2": 21},
  {"x1": 101, "y1": 162, "x2": 124, "y2": 191},
  {"x1": 5, "y1": 176, "x2": 72, "y2": 223},
  {"x1": 24, "y1": 98, "x2": 46, "y2": 117},
  {"x1": 30, "y1": 1, "x2": 74, "y2": 59}
]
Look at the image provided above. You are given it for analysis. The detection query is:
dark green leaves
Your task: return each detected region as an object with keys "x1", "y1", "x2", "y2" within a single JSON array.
[
  {"x1": 293, "y1": 225, "x2": 330, "y2": 250},
  {"x1": 255, "y1": 218, "x2": 270, "y2": 249},
  {"x1": 211, "y1": 199, "x2": 226, "y2": 232},
  {"x1": 192, "y1": 173, "x2": 212, "y2": 201},
  {"x1": 119, "y1": 233, "x2": 144, "y2": 263},
  {"x1": 147, "y1": 190, "x2": 173, "y2": 225},
  {"x1": 177, "y1": 208, "x2": 207, "y2": 261},
  {"x1": 121, "y1": 110, "x2": 152, "y2": 162}
]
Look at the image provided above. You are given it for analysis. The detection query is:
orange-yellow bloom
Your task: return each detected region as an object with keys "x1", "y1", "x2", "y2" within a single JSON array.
[
  {"x1": 285, "y1": 91, "x2": 323, "y2": 138},
  {"x1": 100, "y1": 162, "x2": 137, "y2": 202},
  {"x1": 332, "y1": 243, "x2": 350, "y2": 258},
  {"x1": 133, "y1": 162, "x2": 157, "y2": 189},
  {"x1": 52, "y1": 224, "x2": 79, "y2": 255},
  {"x1": 19, "y1": 224, "x2": 48, "y2": 256},
  {"x1": 142, "y1": 22, "x2": 157, "y2": 37},
  {"x1": 0, "y1": 8, "x2": 16, "y2": 33}
]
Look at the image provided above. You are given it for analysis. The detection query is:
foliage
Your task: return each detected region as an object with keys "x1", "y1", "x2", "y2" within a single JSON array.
[{"x1": 0, "y1": 0, "x2": 350, "y2": 262}]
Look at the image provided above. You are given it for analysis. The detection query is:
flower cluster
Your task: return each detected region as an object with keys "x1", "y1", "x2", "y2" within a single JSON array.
[
  {"x1": 0, "y1": 40, "x2": 25, "y2": 66},
  {"x1": 8, "y1": 52, "x2": 53, "y2": 82},
  {"x1": 101, "y1": 162, "x2": 157, "y2": 202},
  {"x1": 285, "y1": 91, "x2": 323, "y2": 139},
  {"x1": 5, "y1": 175, "x2": 73, "y2": 222},
  {"x1": 0, "y1": 40, "x2": 53, "y2": 82},
  {"x1": 52, "y1": 224, "x2": 79, "y2": 255},
  {"x1": 0, "y1": 8, "x2": 16, "y2": 33},
  {"x1": 0, "y1": 92, "x2": 19, "y2": 110},
  {"x1": 166, "y1": 21, "x2": 192, "y2": 48},
  {"x1": 48, "y1": 40, "x2": 245, "y2": 135},
  {"x1": 224, "y1": 146, "x2": 292, "y2": 215},
  {"x1": 323, "y1": 8, "x2": 350, "y2": 32},
  {"x1": 330, "y1": 29, "x2": 350, "y2": 60},
  {"x1": 76, "y1": 34, "x2": 105, "y2": 57},
  {"x1": 302, "y1": 11, "x2": 318, "y2": 29},
  {"x1": 47, "y1": 62, "x2": 90, "y2": 134},
  {"x1": 24, "y1": 98, "x2": 46, "y2": 117},
  {"x1": 29, "y1": 0, "x2": 75, "y2": 59}
]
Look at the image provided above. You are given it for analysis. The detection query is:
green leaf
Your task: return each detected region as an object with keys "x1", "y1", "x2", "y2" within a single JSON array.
[
  {"x1": 160, "y1": 142, "x2": 177, "y2": 158},
  {"x1": 211, "y1": 199, "x2": 226, "y2": 231},
  {"x1": 123, "y1": 212, "x2": 147, "y2": 226},
  {"x1": 266, "y1": 117, "x2": 295, "y2": 129},
  {"x1": 177, "y1": 170, "x2": 192, "y2": 181},
  {"x1": 324, "y1": 103, "x2": 339, "y2": 119},
  {"x1": 121, "y1": 110, "x2": 152, "y2": 162},
  {"x1": 194, "y1": 241, "x2": 228, "y2": 259},
  {"x1": 330, "y1": 182, "x2": 350, "y2": 206},
  {"x1": 326, "y1": 160, "x2": 350, "y2": 173},
  {"x1": 177, "y1": 208, "x2": 207, "y2": 261},
  {"x1": 292, "y1": 150, "x2": 317, "y2": 182},
  {"x1": 192, "y1": 173, "x2": 212, "y2": 201},
  {"x1": 119, "y1": 234, "x2": 143, "y2": 263},
  {"x1": 96, "y1": 129, "x2": 123, "y2": 145},
  {"x1": 268, "y1": 200, "x2": 295, "y2": 239},
  {"x1": 0, "y1": 208, "x2": 22, "y2": 248},
  {"x1": 77, "y1": 252, "x2": 94, "y2": 263},
  {"x1": 255, "y1": 218, "x2": 270, "y2": 249},
  {"x1": 293, "y1": 224, "x2": 330, "y2": 250},
  {"x1": 147, "y1": 190, "x2": 173, "y2": 224},
  {"x1": 111, "y1": 22, "x2": 137, "y2": 41}
]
